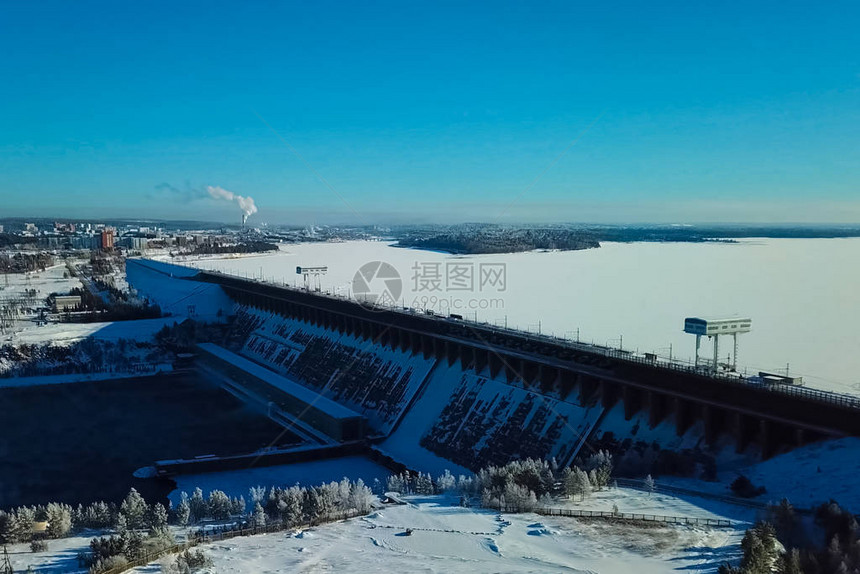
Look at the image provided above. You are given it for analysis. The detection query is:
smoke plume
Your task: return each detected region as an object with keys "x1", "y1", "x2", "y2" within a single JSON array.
[{"x1": 206, "y1": 186, "x2": 258, "y2": 218}]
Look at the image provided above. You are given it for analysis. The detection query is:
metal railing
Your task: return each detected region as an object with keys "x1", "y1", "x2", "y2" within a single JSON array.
[{"x1": 534, "y1": 506, "x2": 733, "y2": 527}]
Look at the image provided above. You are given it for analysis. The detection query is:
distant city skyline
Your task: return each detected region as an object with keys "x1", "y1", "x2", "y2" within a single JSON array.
[{"x1": 2, "y1": 1, "x2": 859, "y2": 224}]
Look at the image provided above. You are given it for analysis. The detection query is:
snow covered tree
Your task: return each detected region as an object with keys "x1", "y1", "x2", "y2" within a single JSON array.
[
  {"x1": 265, "y1": 487, "x2": 283, "y2": 518},
  {"x1": 281, "y1": 487, "x2": 303, "y2": 526},
  {"x1": 249, "y1": 486, "x2": 267, "y2": 506},
  {"x1": 115, "y1": 513, "x2": 128, "y2": 535},
  {"x1": 316, "y1": 484, "x2": 336, "y2": 518},
  {"x1": 336, "y1": 478, "x2": 352, "y2": 509},
  {"x1": 119, "y1": 488, "x2": 147, "y2": 530},
  {"x1": 735, "y1": 522, "x2": 778, "y2": 574},
  {"x1": 189, "y1": 488, "x2": 206, "y2": 523},
  {"x1": 207, "y1": 490, "x2": 232, "y2": 520},
  {"x1": 644, "y1": 474, "x2": 656, "y2": 497},
  {"x1": 85, "y1": 501, "x2": 113, "y2": 529},
  {"x1": 457, "y1": 475, "x2": 476, "y2": 497},
  {"x1": 503, "y1": 483, "x2": 537, "y2": 512},
  {"x1": 349, "y1": 479, "x2": 374, "y2": 513},
  {"x1": 584, "y1": 450, "x2": 613, "y2": 490},
  {"x1": 564, "y1": 468, "x2": 592, "y2": 502},
  {"x1": 174, "y1": 498, "x2": 190, "y2": 527},
  {"x1": 253, "y1": 503, "x2": 267, "y2": 528},
  {"x1": 231, "y1": 495, "x2": 246, "y2": 517},
  {"x1": 147, "y1": 503, "x2": 169, "y2": 535},
  {"x1": 122, "y1": 529, "x2": 145, "y2": 561},
  {"x1": 562, "y1": 468, "x2": 574, "y2": 498},
  {"x1": 481, "y1": 488, "x2": 500, "y2": 509},
  {"x1": 303, "y1": 488, "x2": 321, "y2": 523},
  {"x1": 45, "y1": 503, "x2": 72, "y2": 539},
  {"x1": 415, "y1": 473, "x2": 434, "y2": 495},
  {"x1": 588, "y1": 469, "x2": 600, "y2": 492},
  {"x1": 386, "y1": 474, "x2": 403, "y2": 493},
  {"x1": 436, "y1": 470, "x2": 456, "y2": 492}
]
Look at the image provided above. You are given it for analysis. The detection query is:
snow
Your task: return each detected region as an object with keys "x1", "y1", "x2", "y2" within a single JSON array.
[
  {"x1": 555, "y1": 486, "x2": 756, "y2": 524},
  {"x1": 4, "y1": 316, "x2": 179, "y2": 346},
  {"x1": 179, "y1": 238, "x2": 860, "y2": 394},
  {"x1": 662, "y1": 437, "x2": 860, "y2": 513},
  {"x1": 125, "y1": 258, "x2": 233, "y2": 321},
  {"x1": 0, "y1": 262, "x2": 82, "y2": 302},
  {"x1": 2, "y1": 531, "x2": 100, "y2": 573},
  {"x1": 167, "y1": 456, "x2": 392, "y2": 506},
  {"x1": 127, "y1": 494, "x2": 745, "y2": 574}
]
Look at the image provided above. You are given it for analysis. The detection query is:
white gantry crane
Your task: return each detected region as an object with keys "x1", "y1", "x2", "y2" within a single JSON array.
[{"x1": 683, "y1": 316, "x2": 751, "y2": 372}]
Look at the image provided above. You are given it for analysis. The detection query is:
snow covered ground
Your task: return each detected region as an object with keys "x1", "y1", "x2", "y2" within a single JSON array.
[
  {"x1": 128, "y1": 494, "x2": 743, "y2": 574},
  {"x1": 178, "y1": 238, "x2": 860, "y2": 394},
  {"x1": 3, "y1": 531, "x2": 103, "y2": 573},
  {"x1": 4, "y1": 316, "x2": 179, "y2": 346},
  {"x1": 126, "y1": 258, "x2": 233, "y2": 321},
  {"x1": 0, "y1": 262, "x2": 82, "y2": 302},
  {"x1": 663, "y1": 437, "x2": 860, "y2": 512}
]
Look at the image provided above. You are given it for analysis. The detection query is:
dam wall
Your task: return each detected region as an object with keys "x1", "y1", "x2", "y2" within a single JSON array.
[{"x1": 125, "y1": 261, "x2": 860, "y2": 476}]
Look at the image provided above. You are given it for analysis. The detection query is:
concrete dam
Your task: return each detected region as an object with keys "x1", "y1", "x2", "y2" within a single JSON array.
[{"x1": 127, "y1": 258, "x2": 860, "y2": 477}]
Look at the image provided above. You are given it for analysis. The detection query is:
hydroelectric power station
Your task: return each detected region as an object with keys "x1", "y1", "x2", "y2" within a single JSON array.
[{"x1": 127, "y1": 259, "x2": 860, "y2": 476}]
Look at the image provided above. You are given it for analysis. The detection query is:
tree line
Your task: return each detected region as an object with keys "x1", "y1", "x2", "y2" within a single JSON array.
[
  {"x1": 721, "y1": 499, "x2": 860, "y2": 574},
  {"x1": 385, "y1": 452, "x2": 617, "y2": 513},
  {"x1": 1, "y1": 477, "x2": 377, "y2": 574}
]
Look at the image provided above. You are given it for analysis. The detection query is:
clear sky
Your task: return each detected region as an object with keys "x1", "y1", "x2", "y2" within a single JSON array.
[{"x1": 1, "y1": 1, "x2": 858, "y2": 225}]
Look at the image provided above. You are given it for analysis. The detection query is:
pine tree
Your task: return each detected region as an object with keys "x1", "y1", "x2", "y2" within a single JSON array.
[
  {"x1": 779, "y1": 548, "x2": 803, "y2": 574},
  {"x1": 253, "y1": 503, "x2": 267, "y2": 528},
  {"x1": 249, "y1": 486, "x2": 267, "y2": 506},
  {"x1": 207, "y1": 490, "x2": 232, "y2": 520},
  {"x1": 45, "y1": 503, "x2": 72, "y2": 539},
  {"x1": 303, "y1": 488, "x2": 321, "y2": 523},
  {"x1": 119, "y1": 488, "x2": 147, "y2": 530},
  {"x1": 0, "y1": 513, "x2": 17, "y2": 545},
  {"x1": 148, "y1": 503, "x2": 169, "y2": 535},
  {"x1": 579, "y1": 469, "x2": 592, "y2": 500},
  {"x1": 349, "y1": 479, "x2": 374, "y2": 513},
  {"x1": 588, "y1": 469, "x2": 600, "y2": 492},
  {"x1": 189, "y1": 488, "x2": 206, "y2": 523},
  {"x1": 436, "y1": 470, "x2": 456, "y2": 492},
  {"x1": 337, "y1": 478, "x2": 352, "y2": 509},
  {"x1": 739, "y1": 522, "x2": 778, "y2": 574},
  {"x1": 115, "y1": 513, "x2": 128, "y2": 535},
  {"x1": 174, "y1": 498, "x2": 190, "y2": 527},
  {"x1": 282, "y1": 487, "x2": 303, "y2": 526},
  {"x1": 416, "y1": 473, "x2": 434, "y2": 495},
  {"x1": 232, "y1": 495, "x2": 247, "y2": 516},
  {"x1": 644, "y1": 474, "x2": 656, "y2": 497}
]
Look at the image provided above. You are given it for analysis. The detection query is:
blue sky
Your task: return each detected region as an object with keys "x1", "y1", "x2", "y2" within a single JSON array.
[{"x1": 1, "y1": 1, "x2": 858, "y2": 224}]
